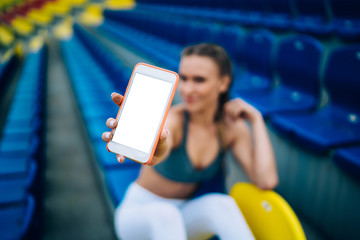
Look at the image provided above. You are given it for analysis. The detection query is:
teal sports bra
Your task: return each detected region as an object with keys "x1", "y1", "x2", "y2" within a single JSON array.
[{"x1": 154, "y1": 112, "x2": 225, "y2": 183}]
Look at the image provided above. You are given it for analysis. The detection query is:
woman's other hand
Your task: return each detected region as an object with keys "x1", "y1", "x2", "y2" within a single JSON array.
[{"x1": 224, "y1": 98, "x2": 262, "y2": 123}]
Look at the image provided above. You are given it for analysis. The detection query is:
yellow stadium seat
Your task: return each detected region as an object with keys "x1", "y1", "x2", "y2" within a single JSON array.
[
  {"x1": 10, "y1": 16, "x2": 34, "y2": 36},
  {"x1": 78, "y1": 4, "x2": 103, "y2": 26},
  {"x1": 104, "y1": 0, "x2": 135, "y2": 10},
  {"x1": 52, "y1": 17, "x2": 73, "y2": 40},
  {"x1": 28, "y1": 34, "x2": 45, "y2": 52},
  {"x1": 43, "y1": 0, "x2": 71, "y2": 17},
  {"x1": 65, "y1": 0, "x2": 88, "y2": 8},
  {"x1": 0, "y1": 25, "x2": 15, "y2": 47},
  {"x1": 230, "y1": 183, "x2": 306, "y2": 240},
  {"x1": 27, "y1": 8, "x2": 53, "y2": 26}
]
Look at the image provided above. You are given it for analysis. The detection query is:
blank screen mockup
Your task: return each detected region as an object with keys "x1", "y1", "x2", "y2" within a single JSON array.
[{"x1": 112, "y1": 73, "x2": 173, "y2": 154}]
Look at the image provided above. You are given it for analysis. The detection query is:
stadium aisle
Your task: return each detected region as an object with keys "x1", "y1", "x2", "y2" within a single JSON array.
[{"x1": 43, "y1": 39, "x2": 116, "y2": 240}]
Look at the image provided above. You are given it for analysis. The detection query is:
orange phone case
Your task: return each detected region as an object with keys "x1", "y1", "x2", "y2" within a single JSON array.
[{"x1": 106, "y1": 63, "x2": 179, "y2": 165}]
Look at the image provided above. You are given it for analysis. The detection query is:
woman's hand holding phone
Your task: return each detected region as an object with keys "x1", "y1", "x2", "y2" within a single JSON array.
[{"x1": 102, "y1": 92, "x2": 170, "y2": 166}]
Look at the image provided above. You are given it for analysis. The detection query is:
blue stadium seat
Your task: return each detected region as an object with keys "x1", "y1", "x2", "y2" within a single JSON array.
[
  {"x1": 229, "y1": 0, "x2": 264, "y2": 26},
  {"x1": 98, "y1": 19, "x2": 180, "y2": 71},
  {"x1": 86, "y1": 117, "x2": 111, "y2": 142},
  {"x1": 236, "y1": 35, "x2": 323, "y2": 117},
  {"x1": 293, "y1": 0, "x2": 333, "y2": 35},
  {"x1": 231, "y1": 29, "x2": 275, "y2": 93},
  {"x1": 213, "y1": 25, "x2": 244, "y2": 64},
  {"x1": 185, "y1": 21, "x2": 220, "y2": 45},
  {"x1": 261, "y1": 0, "x2": 293, "y2": 30},
  {"x1": 271, "y1": 45, "x2": 360, "y2": 153},
  {"x1": 0, "y1": 161, "x2": 37, "y2": 205},
  {"x1": 94, "y1": 142, "x2": 139, "y2": 169},
  {"x1": 106, "y1": 167, "x2": 141, "y2": 206},
  {"x1": 0, "y1": 195, "x2": 35, "y2": 240},
  {"x1": 330, "y1": 0, "x2": 360, "y2": 40},
  {"x1": 333, "y1": 146, "x2": 360, "y2": 181}
]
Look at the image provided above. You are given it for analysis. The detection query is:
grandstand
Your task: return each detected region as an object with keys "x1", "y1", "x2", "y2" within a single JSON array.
[{"x1": 0, "y1": 0, "x2": 359, "y2": 239}]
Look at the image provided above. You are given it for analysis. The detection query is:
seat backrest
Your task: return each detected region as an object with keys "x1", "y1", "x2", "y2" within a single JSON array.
[
  {"x1": 241, "y1": 29, "x2": 275, "y2": 80},
  {"x1": 186, "y1": 21, "x2": 220, "y2": 45},
  {"x1": 228, "y1": 0, "x2": 265, "y2": 12},
  {"x1": 324, "y1": 45, "x2": 360, "y2": 111},
  {"x1": 214, "y1": 25, "x2": 244, "y2": 63},
  {"x1": 264, "y1": 0, "x2": 292, "y2": 15},
  {"x1": 275, "y1": 34, "x2": 323, "y2": 97},
  {"x1": 330, "y1": 0, "x2": 360, "y2": 19},
  {"x1": 230, "y1": 183, "x2": 306, "y2": 240},
  {"x1": 295, "y1": 0, "x2": 328, "y2": 18}
]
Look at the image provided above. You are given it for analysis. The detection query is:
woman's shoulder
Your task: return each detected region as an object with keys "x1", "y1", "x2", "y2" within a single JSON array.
[{"x1": 220, "y1": 116, "x2": 251, "y2": 147}]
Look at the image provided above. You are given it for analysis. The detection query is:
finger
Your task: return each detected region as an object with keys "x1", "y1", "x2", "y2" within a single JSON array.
[
  {"x1": 116, "y1": 154, "x2": 125, "y2": 163},
  {"x1": 106, "y1": 118, "x2": 117, "y2": 129},
  {"x1": 159, "y1": 129, "x2": 169, "y2": 141},
  {"x1": 111, "y1": 92, "x2": 124, "y2": 107},
  {"x1": 102, "y1": 131, "x2": 112, "y2": 142}
]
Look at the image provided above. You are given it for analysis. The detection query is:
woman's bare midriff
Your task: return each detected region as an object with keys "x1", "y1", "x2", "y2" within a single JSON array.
[{"x1": 136, "y1": 166, "x2": 198, "y2": 199}]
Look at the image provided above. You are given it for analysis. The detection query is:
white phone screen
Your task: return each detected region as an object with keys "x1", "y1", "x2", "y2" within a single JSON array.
[{"x1": 112, "y1": 73, "x2": 173, "y2": 154}]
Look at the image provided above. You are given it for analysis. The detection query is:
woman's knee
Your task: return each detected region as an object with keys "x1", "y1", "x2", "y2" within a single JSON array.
[
  {"x1": 148, "y1": 202, "x2": 184, "y2": 224},
  {"x1": 194, "y1": 193, "x2": 242, "y2": 220},
  {"x1": 115, "y1": 203, "x2": 186, "y2": 239},
  {"x1": 200, "y1": 194, "x2": 238, "y2": 210}
]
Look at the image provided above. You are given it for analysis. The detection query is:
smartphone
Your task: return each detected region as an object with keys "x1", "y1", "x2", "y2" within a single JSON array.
[{"x1": 107, "y1": 63, "x2": 179, "y2": 164}]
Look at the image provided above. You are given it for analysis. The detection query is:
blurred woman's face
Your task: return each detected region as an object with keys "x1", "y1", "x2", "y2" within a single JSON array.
[{"x1": 179, "y1": 55, "x2": 228, "y2": 113}]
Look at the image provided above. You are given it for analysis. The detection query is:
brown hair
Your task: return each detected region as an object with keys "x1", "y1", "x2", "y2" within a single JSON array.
[{"x1": 181, "y1": 43, "x2": 233, "y2": 122}]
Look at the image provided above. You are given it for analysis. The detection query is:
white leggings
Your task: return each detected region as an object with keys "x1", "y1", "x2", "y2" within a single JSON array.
[{"x1": 114, "y1": 182, "x2": 255, "y2": 240}]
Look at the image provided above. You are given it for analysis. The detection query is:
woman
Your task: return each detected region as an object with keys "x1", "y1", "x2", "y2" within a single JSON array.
[{"x1": 102, "y1": 44, "x2": 278, "y2": 240}]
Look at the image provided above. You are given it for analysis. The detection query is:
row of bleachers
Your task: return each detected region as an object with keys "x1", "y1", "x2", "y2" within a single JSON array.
[
  {"x1": 136, "y1": 0, "x2": 360, "y2": 40},
  {"x1": 94, "y1": 7, "x2": 360, "y2": 239},
  {"x1": 60, "y1": 25, "x2": 141, "y2": 208},
  {"x1": 0, "y1": 46, "x2": 46, "y2": 240}
]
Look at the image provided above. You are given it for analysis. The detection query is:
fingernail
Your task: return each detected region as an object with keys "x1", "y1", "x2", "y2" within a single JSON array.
[
  {"x1": 111, "y1": 92, "x2": 117, "y2": 96},
  {"x1": 104, "y1": 132, "x2": 110, "y2": 139},
  {"x1": 110, "y1": 120, "x2": 115, "y2": 126}
]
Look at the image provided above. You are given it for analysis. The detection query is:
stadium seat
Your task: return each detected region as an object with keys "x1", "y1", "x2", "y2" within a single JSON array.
[
  {"x1": 0, "y1": 195, "x2": 36, "y2": 240},
  {"x1": 105, "y1": 167, "x2": 141, "y2": 206},
  {"x1": 271, "y1": 45, "x2": 360, "y2": 153},
  {"x1": 293, "y1": 0, "x2": 333, "y2": 35},
  {"x1": 333, "y1": 146, "x2": 360, "y2": 181},
  {"x1": 0, "y1": 161, "x2": 37, "y2": 205},
  {"x1": 330, "y1": 0, "x2": 360, "y2": 40},
  {"x1": 261, "y1": 0, "x2": 293, "y2": 30},
  {"x1": 98, "y1": 19, "x2": 180, "y2": 71},
  {"x1": 213, "y1": 25, "x2": 244, "y2": 65},
  {"x1": 94, "y1": 141, "x2": 138, "y2": 169},
  {"x1": 231, "y1": 29, "x2": 275, "y2": 93},
  {"x1": 236, "y1": 34, "x2": 323, "y2": 117},
  {"x1": 227, "y1": 0, "x2": 264, "y2": 26},
  {"x1": 0, "y1": 24, "x2": 15, "y2": 47},
  {"x1": 230, "y1": 183, "x2": 306, "y2": 240}
]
